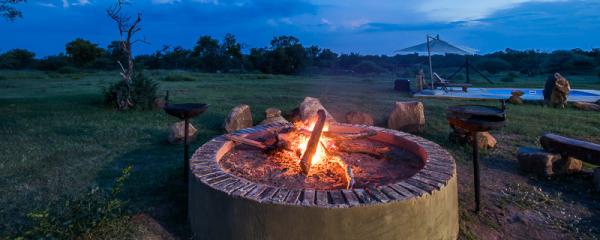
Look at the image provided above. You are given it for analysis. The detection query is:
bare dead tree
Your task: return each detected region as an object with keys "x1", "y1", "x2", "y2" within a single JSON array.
[
  {"x1": 106, "y1": 0, "x2": 146, "y2": 110},
  {"x1": 1, "y1": 0, "x2": 26, "y2": 21}
]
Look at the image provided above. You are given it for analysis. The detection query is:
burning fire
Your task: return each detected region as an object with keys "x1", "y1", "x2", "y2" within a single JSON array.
[{"x1": 295, "y1": 121, "x2": 330, "y2": 167}]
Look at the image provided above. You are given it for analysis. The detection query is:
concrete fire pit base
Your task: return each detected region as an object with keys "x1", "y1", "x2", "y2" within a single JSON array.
[{"x1": 189, "y1": 123, "x2": 459, "y2": 240}]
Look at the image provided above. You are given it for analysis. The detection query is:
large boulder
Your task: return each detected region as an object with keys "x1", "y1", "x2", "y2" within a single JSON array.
[
  {"x1": 260, "y1": 107, "x2": 290, "y2": 125},
  {"x1": 543, "y1": 73, "x2": 570, "y2": 108},
  {"x1": 517, "y1": 147, "x2": 561, "y2": 177},
  {"x1": 387, "y1": 101, "x2": 425, "y2": 133},
  {"x1": 167, "y1": 121, "x2": 198, "y2": 144},
  {"x1": 299, "y1": 97, "x2": 335, "y2": 123},
  {"x1": 345, "y1": 111, "x2": 374, "y2": 125},
  {"x1": 224, "y1": 104, "x2": 253, "y2": 133},
  {"x1": 573, "y1": 102, "x2": 600, "y2": 112}
]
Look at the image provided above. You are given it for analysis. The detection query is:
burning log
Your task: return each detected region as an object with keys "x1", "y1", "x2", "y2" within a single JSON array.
[
  {"x1": 324, "y1": 130, "x2": 377, "y2": 141},
  {"x1": 338, "y1": 141, "x2": 391, "y2": 157},
  {"x1": 225, "y1": 134, "x2": 269, "y2": 150},
  {"x1": 346, "y1": 165, "x2": 355, "y2": 189},
  {"x1": 300, "y1": 109, "x2": 327, "y2": 174}
]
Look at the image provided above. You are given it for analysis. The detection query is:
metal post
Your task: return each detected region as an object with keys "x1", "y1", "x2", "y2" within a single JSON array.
[
  {"x1": 427, "y1": 35, "x2": 434, "y2": 90},
  {"x1": 466, "y1": 56, "x2": 471, "y2": 84},
  {"x1": 471, "y1": 132, "x2": 481, "y2": 213}
]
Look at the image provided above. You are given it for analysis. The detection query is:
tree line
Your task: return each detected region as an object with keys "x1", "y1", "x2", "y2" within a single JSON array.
[{"x1": 2, "y1": 34, "x2": 600, "y2": 76}]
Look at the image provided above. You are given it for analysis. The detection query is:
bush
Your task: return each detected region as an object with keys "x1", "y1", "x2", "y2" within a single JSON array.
[
  {"x1": 104, "y1": 72, "x2": 159, "y2": 110},
  {"x1": 162, "y1": 73, "x2": 196, "y2": 82},
  {"x1": 352, "y1": 60, "x2": 387, "y2": 74},
  {"x1": 475, "y1": 58, "x2": 511, "y2": 74},
  {"x1": 37, "y1": 54, "x2": 70, "y2": 71},
  {"x1": 20, "y1": 166, "x2": 134, "y2": 239},
  {"x1": 0, "y1": 49, "x2": 36, "y2": 69}
]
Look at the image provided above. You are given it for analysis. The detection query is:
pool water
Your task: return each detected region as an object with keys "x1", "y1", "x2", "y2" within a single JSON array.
[{"x1": 415, "y1": 87, "x2": 600, "y2": 102}]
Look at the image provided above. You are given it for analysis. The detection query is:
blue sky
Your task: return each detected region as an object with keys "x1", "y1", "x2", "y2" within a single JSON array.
[{"x1": 2, "y1": 0, "x2": 600, "y2": 57}]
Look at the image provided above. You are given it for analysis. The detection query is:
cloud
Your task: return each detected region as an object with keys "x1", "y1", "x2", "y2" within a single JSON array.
[
  {"x1": 60, "y1": 0, "x2": 91, "y2": 8},
  {"x1": 416, "y1": 0, "x2": 565, "y2": 22}
]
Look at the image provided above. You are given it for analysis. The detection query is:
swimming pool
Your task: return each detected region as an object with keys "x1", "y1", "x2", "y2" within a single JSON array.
[{"x1": 413, "y1": 87, "x2": 600, "y2": 103}]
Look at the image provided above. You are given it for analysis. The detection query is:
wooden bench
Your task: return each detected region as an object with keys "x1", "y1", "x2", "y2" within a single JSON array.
[{"x1": 540, "y1": 133, "x2": 600, "y2": 165}]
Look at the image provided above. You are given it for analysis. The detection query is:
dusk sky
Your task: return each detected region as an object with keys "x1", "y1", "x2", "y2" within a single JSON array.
[{"x1": 2, "y1": 0, "x2": 600, "y2": 57}]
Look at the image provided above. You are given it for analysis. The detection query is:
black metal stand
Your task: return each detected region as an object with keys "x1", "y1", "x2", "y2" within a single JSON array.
[
  {"x1": 184, "y1": 118, "x2": 189, "y2": 185},
  {"x1": 471, "y1": 132, "x2": 481, "y2": 213}
]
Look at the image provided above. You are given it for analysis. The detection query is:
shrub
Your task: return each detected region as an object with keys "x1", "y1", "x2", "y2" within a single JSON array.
[
  {"x1": 352, "y1": 60, "x2": 387, "y2": 74},
  {"x1": 104, "y1": 72, "x2": 159, "y2": 110},
  {"x1": 0, "y1": 49, "x2": 36, "y2": 69},
  {"x1": 475, "y1": 58, "x2": 511, "y2": 74},
  {"x1": 21, "y1": 166, "x2": 134, "y2": 239},
  {"x1": 162, "y1": 73, "x2": 196, "y2": 82},
  {"x1": 37, "y1": 54, "x2": 70, "y2": 71}
]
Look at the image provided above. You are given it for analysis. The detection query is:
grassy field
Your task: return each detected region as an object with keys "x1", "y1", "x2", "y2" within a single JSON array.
[{"x1": 1, "y1": 70, "x2": 599, "y2": 239}]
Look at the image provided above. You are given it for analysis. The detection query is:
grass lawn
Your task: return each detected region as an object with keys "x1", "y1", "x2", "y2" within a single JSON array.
[{"x1": 1, "y1": 70, "x2": 599, "y2": 239}]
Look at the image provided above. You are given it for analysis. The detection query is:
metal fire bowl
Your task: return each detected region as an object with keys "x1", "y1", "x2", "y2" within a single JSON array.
[
  {"x1": 446, "y1": 105, "x2": 506, "y2": 132},
  {"x1": 164, "y1": 103, "x2": 208, "y2": 120}
]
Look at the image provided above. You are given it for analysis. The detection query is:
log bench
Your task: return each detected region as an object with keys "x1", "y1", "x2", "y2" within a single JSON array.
[{"x1": 540, "y1": 133, "x2": 600, "y2": 165}]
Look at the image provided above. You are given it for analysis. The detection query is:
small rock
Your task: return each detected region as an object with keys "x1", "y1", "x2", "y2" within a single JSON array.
[
  {"x1": 593, "y1": 168, "x2": 600, "y2": 191},
  {"x1": 517, "y1": 147, "x2": 561, "y2": 177},
  {"x1": 555, "y1": 157, "x2": 583, "y2": 175},
  {"x1": 511, "y1": 90, "x2": 525, "y2": 97},
  {"x1": 224, "y1": 104, "x2": 253, "y2": 133},
  {"x1": 387, "y1": 101, "x2": 425, "y2": 133},
  {"x1": 477, "y1": 132, "x2": 497, "y2": 149},
  {"x1": 260, "y1": 107, "x2": 290, "y2": 125},
  {"x1": 167, "y1": 121, "x2": 198, "y2": 144},
  {"x1": 345, "y1": 111, "x2": 374, "y2": 125},
  {"x1": 508, "y1": 95, "x2": 523, "y2": 105},
  {"x1": 573, "y1": 102, "x2": 600, "y2": 112},
  {"x1": 448, "y1": 126, "x2": 496, "y2": 149},
  {"x1": 153, "y1": 97, "x2": 167, "y2": 109},
  {"x1": 299, "y1": 97, "x2": 335, "y2": 123},
  {"x1": 265, "y1": 107, "x2": 282, "y2": 118}
]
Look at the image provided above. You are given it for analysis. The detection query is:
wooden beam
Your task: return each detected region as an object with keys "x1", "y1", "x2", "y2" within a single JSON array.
[{"x1": 540, "y1": 133, "x2": 600, "y2": 165}]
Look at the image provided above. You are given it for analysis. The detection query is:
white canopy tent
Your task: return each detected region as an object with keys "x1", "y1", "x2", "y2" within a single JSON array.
[{"x1": 396, "y1": 35, "x2": 478, "y2": 89}]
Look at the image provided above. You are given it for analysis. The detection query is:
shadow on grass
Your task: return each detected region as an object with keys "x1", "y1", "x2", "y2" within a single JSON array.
[{"x1": 94, "y1": 138, "x2": 207, "y2": 238}]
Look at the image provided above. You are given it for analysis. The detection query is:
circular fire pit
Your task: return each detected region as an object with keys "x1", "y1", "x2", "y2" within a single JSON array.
[{"x1": 189, "y1": 123, "x2": 458, "y2": 240}]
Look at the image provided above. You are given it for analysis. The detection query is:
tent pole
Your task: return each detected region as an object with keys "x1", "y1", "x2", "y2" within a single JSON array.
[{"x1": 427, "y1": 35, "x2": 434, "y2": 89}]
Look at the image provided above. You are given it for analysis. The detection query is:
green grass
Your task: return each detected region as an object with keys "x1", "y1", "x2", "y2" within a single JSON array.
[{"x1": 0, "y1": 70, "x2": 599, "y2": 238}]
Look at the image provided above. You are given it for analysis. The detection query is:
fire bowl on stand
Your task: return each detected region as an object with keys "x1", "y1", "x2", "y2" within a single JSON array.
[
  {"x1": 446, "y1": 102, "x2": 506, "y2": 213},
  {"x1": 189, "y1": 122, "x2": 459, "y2": 240}
]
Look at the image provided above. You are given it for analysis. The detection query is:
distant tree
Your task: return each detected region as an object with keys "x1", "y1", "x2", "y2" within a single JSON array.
[
  {"x1": 474, "y1": 58, "x2": 511, "y2": 74},
  {"x1": 162, "y1": 46, "x2": 193, "y2": 69},
  {"x1": 106, "y1": 40, "x2": 127, "y2": 65},
  {"x1": 193, "y1": 35, "x2": 222, "y2": 72},
  {"x1": 1, "y1": 0, "x2": 26, "y2": 21},
  {"x1": 0, "y1": 48, "x2": 35, "y2": 69},
  {"x1": 107, "y1": 0, "x2": 146, "y2": 110},
  {"x1": 269, "y1": 35, "x2": 306, "y2": 74},
  {"x1": 37, "y1": 54, "x2": 70, "y2": 71},
  {"x1": 248, "y1": 47, "x2": 270, "y2": 73},
  {"x1": 65, "y1": 38, "x2": 103, "y2": 67},
  {"x1": 222, "y1": 33, "x2": 243, "y2": 70},
  {"x1": 316, "y1": 48, "x2": 338, "y2": 69}
]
